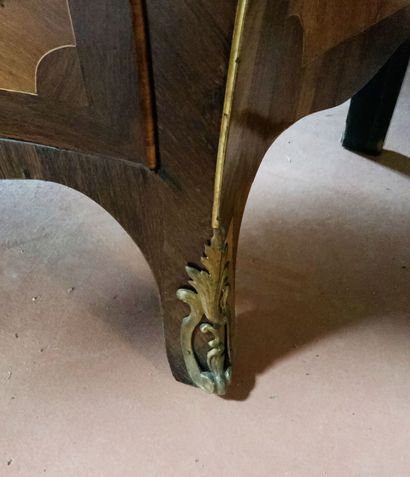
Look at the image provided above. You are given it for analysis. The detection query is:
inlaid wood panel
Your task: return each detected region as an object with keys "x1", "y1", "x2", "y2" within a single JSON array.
[
  {"x1": 0, "y1": 0, "x2": 75, "y2": 94},
  {"x1": 0, "y1": 0, "x2": 150, "y2": 165},
  {"x1": 0, "y1": 0, "x2": 238, "y2": 384},
  {"x1": 0, "y1": 0, "x2": 409, "y2": 388},
  {"x1": 35, "y1": 45, "x2": 88, "y2": 107}
]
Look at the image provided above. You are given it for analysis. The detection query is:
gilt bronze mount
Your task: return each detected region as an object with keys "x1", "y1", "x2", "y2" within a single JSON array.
[{"x1": 177, "y1": 229, "x2": 232, "y2": 395}]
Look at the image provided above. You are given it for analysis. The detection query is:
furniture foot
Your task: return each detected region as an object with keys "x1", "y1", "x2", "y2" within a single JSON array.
[
  {"x1": 176, "y1": 228, "x2": 232, "y2": 395},
  {"x1": 342, "y1": 40, "x2": 410, "y2": 155}
]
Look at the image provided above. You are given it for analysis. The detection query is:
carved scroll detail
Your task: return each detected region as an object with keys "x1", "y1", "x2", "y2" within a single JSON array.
[{"x1": 177, "y1": 229, "x2": 232, "y2": 395}]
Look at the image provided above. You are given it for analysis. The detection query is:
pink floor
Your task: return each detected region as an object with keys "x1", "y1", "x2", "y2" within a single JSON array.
[{"x1": 1, "y1": 75, "x2": 409, "y2": 476}]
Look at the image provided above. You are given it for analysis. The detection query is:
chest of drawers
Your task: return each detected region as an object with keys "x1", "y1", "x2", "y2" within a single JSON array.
[{"x1": 0, "y1": 0, "x2": 409, "y2": 395}]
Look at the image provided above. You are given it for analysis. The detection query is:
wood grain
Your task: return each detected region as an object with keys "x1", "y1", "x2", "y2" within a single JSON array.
[
  {"x1": 36, "y1": 46, "x2": 88, "y2": 107},
  {"x1": 130, "y1": 0, "x2": 158, "y2": 170},
  {"x1": 0, "y1": 0, "x2": 75, "y2": 94},
  {"x1": 0, "y1": 0, "x2": 147, "y2": 165},
  {"x1": 0, "y1": 0, "x2": 409, "y2": 387},
  {"x1": 216, "y1": 0, "x2": 410, "y2": 389},
  {"x1": 143, "y1": 0, "x2": 237, "y2": 375},
  {"x1": 0, "y1": 0, "x2": 237, "y2": 383},
  {"x1": 289, "y1": 0, "x2": 409, "y2": 63},
  {"x1": 217, "y1": 1, "x2": 410, "y2": 232}
]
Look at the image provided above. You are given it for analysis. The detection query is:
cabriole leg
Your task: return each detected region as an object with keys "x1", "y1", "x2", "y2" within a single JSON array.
[{"x1": 342, "y1": 41, "x2": 410, "y2": 155}]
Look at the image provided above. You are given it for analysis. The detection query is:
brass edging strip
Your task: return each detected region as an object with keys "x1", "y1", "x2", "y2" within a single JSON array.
[{"x1": 211, "y1": 0, "x2": 249, "y2": 228}]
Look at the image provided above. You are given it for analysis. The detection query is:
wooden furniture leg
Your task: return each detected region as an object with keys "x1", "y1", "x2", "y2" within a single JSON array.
[
  {"x1": 0, "y1": 1, "x2": 409, "y2": 396},
  {"x1": 342, "y1": 40, "x2": 410, "y2": 155},
  {"x1": 175, "y1": 2, "x2": 410, "y2": 394}
]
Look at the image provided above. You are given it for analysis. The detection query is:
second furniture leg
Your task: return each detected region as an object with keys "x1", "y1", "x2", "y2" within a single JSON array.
[{"x1": 342, "y1": 40, "x2": 410, "y2": 155}]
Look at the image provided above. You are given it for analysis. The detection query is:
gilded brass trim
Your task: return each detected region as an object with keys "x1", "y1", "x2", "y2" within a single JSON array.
[
  {"x1": 177, "y1": 229, "x2": 232, "y2": 395},
  {"x1": 211, "y1": 0, "x2": 248, "y2": 229},
  {"x1": 177, "y1": 1, "x2": 248, "y2": 394}
]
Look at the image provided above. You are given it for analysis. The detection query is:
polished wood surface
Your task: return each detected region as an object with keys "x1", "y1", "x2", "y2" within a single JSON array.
[
  {"x1": 130, "y1": 0, "x2": 158, "y2": 170},
  {"x1": 0, "y1": 0, "x2": 75, "y2": 94},
  {"x1": 218, "y1": 1, "x2": 410, "y2": 232},
  {"x1": 0, "y1": 0, "x2": 237, "y2": 382},
  {"x1": 289, "y1": 0, "x2": 409, "y2": 62},
  {"x1": 0, "y1": 0, "x2": 409, "y2": 387},
  {"x1": 140, "y1": 0, "x2": 237, "y2": 374},
  {"x1": 0, "y1": 0, "x2": 147, "y2": 165}
]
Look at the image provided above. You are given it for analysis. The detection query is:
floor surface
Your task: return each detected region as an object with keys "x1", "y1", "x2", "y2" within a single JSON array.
[{"x1": 1, "y1": 76, "x2": 409, "y2": 476}]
